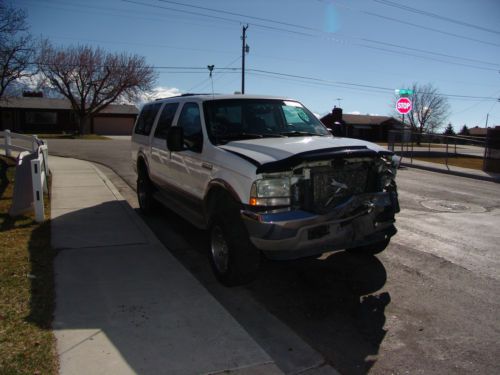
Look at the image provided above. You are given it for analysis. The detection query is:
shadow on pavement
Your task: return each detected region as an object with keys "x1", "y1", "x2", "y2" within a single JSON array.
[
  {"x1": 43, "y1": 201, "x2": 271, "y2": 375},
  {"x1": 142, "y1": 204, "x2": 390, "y2": 375}
]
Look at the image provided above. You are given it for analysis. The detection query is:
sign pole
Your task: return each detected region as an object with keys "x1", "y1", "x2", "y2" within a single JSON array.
[{"x1": 401, "y1": 113, "x2": 404, "y2": 153}]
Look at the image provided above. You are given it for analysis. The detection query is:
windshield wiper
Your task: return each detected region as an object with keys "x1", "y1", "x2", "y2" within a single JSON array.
[
  {"x1": 280, "y1": 131, "x2": 324, "y2": 137},
  {"x1": 219, "y1": 132, "x2": 286, "y2": 141},
  {"x1": 217, "y1": 132, "x2": 284, "y2": 145}
]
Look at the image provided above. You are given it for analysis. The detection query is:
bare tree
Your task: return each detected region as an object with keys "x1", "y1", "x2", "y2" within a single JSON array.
[
  {"x1": 0, "y1": 0, "x2": 35, "y2": 99},
  {"x1": 395, "y1": 83, "x2": 450, "y2": 136},
  {"x1": 37, "y1": 41, "x2": 157, "y2": 134}
]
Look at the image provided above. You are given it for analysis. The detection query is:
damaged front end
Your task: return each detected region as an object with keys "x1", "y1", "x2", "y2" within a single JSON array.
[{"x1": 241, "y1": 148, "x2": 400, "y2": 259}]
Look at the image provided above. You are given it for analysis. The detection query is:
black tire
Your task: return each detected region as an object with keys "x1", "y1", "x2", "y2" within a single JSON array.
[
  {"x1": 346, "y1": 238, "x2": 390, "y2": 256},
  {"x1": 137, "y1": 166, "x2": 158, "y2": 215},
  {"x1": 209, "y1": 198, "x2": 260, "y2": 286}
]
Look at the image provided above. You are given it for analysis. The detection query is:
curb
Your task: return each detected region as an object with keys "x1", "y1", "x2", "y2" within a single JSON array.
[{"x1": 401, "y1": 162, "x2": 500, "y2": 183}]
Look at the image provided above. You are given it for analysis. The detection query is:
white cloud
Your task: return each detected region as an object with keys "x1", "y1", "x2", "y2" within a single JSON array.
[
  {"x1": 5, "y1": 72, "x2": 58, "y2": 97},
  {"x1": 347, "y1": 111, "x2": 361, "y2": 115},
  {"x1": 134, "y1": 86, "x2": 182, "y2": 106}
]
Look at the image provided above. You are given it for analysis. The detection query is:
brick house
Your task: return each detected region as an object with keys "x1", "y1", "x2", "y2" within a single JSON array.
[
  {"x1": 0, "y1": 96, "x2": 138, "y2": 135},
  {"x1": 320, "y1": 107, "x2": 406, "y2": 142}
]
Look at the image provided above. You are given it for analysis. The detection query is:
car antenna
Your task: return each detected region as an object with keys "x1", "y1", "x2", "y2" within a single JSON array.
[{"x1": 207, "y1": 65, "x2": 215, "y2": 98}]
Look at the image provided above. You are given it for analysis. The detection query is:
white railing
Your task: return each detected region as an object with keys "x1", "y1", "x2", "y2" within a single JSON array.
[
  {"x1": 31, "y1": 144, "x2": 49, "y2": 222},
  {"x1": 0, "y1": 129, "x2": 42, "y2": 156},
  {"x1": 2, "y1": 130, "x2": 49, "y2": 222}
]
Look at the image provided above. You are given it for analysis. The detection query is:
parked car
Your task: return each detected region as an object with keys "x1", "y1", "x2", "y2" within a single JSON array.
[{"x1": 131, "y1": 94, "x2": 400, "y2": 286}]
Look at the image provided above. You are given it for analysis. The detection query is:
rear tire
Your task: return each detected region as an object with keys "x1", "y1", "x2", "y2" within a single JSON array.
[
  {"x1": 346, "y1": 238, "x2": 390, "y2": 256},
  {"x1": 137, "y1": 166, "x2": 158, "y2": 215},
  {"x1": 209, "y1": 198, "x2": 260, "y2": 286}
]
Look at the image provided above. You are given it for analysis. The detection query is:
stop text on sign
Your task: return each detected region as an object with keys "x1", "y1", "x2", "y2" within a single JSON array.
[{"x1": 396, "y1": 97, "x2": 412, "y2": 114}]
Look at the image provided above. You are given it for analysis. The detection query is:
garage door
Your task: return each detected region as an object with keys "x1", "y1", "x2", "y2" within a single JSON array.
[{"x1": 93, "y1": 117, "x2": 135, "y2": 135}]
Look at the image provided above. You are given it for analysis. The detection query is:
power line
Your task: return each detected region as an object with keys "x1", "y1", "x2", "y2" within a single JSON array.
[
  {"x1": 157, "y1": 0, "x2": 317, "y2": 32},
  {"x1": 188, "y1": 56, "x2": 241, "y2": 91},
  {"x1": 315, "y1": 0, "x2": 500, "y2": 48},
  {"x1": 361, "y1": 38, "x2": 499, "y2": 67},
  {"x1": 362, "y1": 10, "x2": 500, "y2": 48},
  {"x1": 355, "y1": 42, "x2": 499, "y2": 72},
  {"x1": 246, "y1": 68, "x2": 499, "y2": 101},
  {"x1": 161, "y1": 0, "x2": 498, "y2": 67},
  {"x1": 31, "y1": 57, "x2": 499, "y2": 101},
  {"x1": 23, "y1": 0, "x2": 499, "y2": 73},
  {"x1": 123, "y1": 0, "x2": 314, "y2": 37},
  {"x1": 373, "y1": 0, "x2": 500, "y2": 35},
  {"x1": 125, "y1": 0, "x2": 499, "y2": 71}
]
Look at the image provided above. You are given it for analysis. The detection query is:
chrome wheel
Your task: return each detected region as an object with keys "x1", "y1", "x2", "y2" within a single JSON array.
[{"x1": 210, "y1": 225, "x2": 229, "y2": 274}]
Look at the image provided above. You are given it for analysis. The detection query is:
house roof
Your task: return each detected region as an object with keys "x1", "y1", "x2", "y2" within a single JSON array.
[
  {"x1": 342, "y1": 114, "x2": 393, "y2": 125},
  {"x1": 321, "y1": 112, "x2": 404, "y2": 127},
  {"x1": 0, "y1": 96, "x2": 138, "y2": 115}
]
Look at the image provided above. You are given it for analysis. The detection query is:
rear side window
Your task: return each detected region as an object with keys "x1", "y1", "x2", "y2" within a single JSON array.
[
  {"x1": 134, "y1": 102, "x2": 162, "y2": 136},
  {"x1": 154, "y1": 103, "x2": 179, "y2": 139}
]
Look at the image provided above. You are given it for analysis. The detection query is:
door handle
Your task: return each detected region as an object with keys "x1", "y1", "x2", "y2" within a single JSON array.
[{"x1": 202, "y1": 162, "x2": 213, "y2": 171}]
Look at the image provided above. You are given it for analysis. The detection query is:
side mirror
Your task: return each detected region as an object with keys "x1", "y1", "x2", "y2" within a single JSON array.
[{"x1": 167, "y1": 127, "x2": 184, "y2": 151}]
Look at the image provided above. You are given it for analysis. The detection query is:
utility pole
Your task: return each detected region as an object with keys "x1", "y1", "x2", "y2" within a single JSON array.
[{"x1": 241, "y1": 24, "x2": 249, "y2": 94}]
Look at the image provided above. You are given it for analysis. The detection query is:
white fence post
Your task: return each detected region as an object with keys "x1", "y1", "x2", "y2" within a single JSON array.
[
  {"x1": 40, "y1": 144, "x2": 49, "y2": 194},
  {"x1": 32, "y1": 135, "x2": 39, "y2": 152},
  {"x1": 31, "y1": 154, "x2": 45, "y2": 223},
  {"x1": 5, "y1": 129, "x2": 12, "y2": 157}
]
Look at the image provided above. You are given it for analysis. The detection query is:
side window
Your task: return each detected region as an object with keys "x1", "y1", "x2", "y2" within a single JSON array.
[
  {"x1": 134, "y1": 103, "x2": 161, "y2": 136},
  {"x1": 177, "y1": 102, "x2": 203, "y2": 152},
  {"x1": 154, "y1": 103, "x2": 179, "y2": 139}
]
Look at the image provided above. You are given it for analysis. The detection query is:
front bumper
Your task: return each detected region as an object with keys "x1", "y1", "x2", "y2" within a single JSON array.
[{"x1": 241, "y1": 192, "x2": 398, "y2": 260}]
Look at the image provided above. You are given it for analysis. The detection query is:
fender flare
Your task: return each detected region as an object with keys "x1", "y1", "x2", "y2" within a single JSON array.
[{"x1": 204, "y1": 179, "x2": 242, "y2": 221}]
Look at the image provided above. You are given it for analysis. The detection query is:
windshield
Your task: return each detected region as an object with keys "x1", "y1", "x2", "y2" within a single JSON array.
[{"x1": 203, "y1": 99, "x2": 330, "y2": 145}]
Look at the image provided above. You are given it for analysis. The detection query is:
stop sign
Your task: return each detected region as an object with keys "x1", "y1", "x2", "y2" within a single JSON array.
[{"x1": 396, "y1": 97, "x2": 412, "y2": 114}]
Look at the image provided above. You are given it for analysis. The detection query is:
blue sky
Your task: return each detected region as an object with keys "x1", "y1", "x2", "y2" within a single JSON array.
[{"x1": 17, "y1": 0, "x2": 500, "y2": 131}]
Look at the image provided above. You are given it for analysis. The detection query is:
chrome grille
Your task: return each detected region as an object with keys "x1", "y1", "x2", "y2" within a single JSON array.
[{"x1": 310, "y1": 163, "x2": 372, "y2": 213}]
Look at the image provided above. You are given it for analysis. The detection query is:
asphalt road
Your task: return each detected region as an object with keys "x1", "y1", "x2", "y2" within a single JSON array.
[{"x1": 47, "y1": 138, "x2": 500, "y2": 375}]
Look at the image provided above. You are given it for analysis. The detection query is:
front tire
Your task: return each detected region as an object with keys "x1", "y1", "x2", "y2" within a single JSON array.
[{"x1": 209, "y1": 199, "x2": 260, "y2": 286}]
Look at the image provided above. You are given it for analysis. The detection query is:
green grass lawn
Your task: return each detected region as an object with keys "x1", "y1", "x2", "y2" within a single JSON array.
[
  {"x1": 0, "y1": 156, "x2": 57, "y2": 375},
  {"x1": 413, "y1": 156, "x2": 484, "y2": 170}
]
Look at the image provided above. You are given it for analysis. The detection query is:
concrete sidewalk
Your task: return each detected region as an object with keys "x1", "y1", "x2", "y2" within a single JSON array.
[
  {"x1": 401, "y1": 158, "x2": 500, "y2": 183},
  {"x1": 50, "y1": 156, "x2": 283, "y2": 375}
]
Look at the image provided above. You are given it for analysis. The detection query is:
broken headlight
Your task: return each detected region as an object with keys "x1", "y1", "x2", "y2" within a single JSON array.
[
  {"x1": 379, "y1": 154, "x2": 399, "y2": 189},
  {"x1": 249, "y1": 177, "x2": 291, "y2": 207}
]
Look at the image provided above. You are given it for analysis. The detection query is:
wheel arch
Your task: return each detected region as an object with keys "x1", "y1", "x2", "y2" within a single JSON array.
[
  {"x1": 204, "y1": 180, "x2": 242, "y2": 224},
  {"x1": 136, "y1": 153, "x2": 150, "y2": 175}
]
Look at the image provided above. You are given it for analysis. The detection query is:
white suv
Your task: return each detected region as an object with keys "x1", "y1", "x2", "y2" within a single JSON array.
[{"x1": 131, "y1": 94, "x2": 399, "y2": 286}]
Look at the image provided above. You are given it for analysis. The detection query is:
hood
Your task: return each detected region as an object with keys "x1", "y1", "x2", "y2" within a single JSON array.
[{"x1": 219, "y1": 136, "x2": 390, "y2": 173}]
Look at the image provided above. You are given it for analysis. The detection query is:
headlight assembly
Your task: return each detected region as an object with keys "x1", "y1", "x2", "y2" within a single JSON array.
[{"x1": 250, "y1": 177, "x2": 291, "y2": 207}]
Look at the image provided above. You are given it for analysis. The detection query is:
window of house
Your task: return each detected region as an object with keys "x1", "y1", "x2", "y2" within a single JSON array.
[{"x1": 25, "y1": 111, "x2": 57, "y2": 125}]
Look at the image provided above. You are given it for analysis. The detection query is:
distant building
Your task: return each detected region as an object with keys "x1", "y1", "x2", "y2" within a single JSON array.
[
  {"x1": 0, "y1": 96, "x2": 138, "y2": 135},
  {"x1": 468, "y1": 126, "x2": 489, "y2": 138},
  {"x1": 320, "y1": 107, "x2": 407, "y2": 142}
]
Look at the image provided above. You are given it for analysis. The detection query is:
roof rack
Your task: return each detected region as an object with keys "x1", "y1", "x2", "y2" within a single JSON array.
[{"x1": 154, "y1": 93, "x2": 218, "y2": 101}]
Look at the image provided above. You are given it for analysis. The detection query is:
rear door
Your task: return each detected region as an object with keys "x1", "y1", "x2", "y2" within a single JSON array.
[
  {"x1": 149, "y1": 102, "x2": 179, "y2": 188},
  {"x1": 170, "y1": 102, "x2": 211, "y2": 202},
  {"x1": 131, "y1": 102, "x2": 162, "y2": 170}
]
